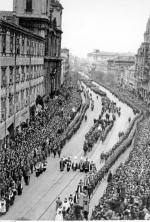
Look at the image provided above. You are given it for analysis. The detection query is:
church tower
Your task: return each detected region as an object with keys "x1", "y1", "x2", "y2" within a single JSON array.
[{"x1": 13, "y1": 0, "x2": 63, "y2": 96}]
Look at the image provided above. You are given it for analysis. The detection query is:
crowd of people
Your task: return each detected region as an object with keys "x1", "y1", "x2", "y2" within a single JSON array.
[
  {"x1": 56, "y1": 158, "x2": 98, "y2": 220},
  {"x1": 0, "y1": 80, "x2": 82, "y2": 216},
  {"x1": 91, "y1": 117, "x2": 150, "y2": 220},
  {"x1": 83, "y1": 95, "x2": 120, "y2": 155}
]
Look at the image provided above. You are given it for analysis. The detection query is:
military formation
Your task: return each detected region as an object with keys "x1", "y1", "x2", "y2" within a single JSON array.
[
  {"x1": 56, "y1": 160, "x2": 98, "y2": 220},
  {"x1": 59, "y1": 157, "x2": 96, "y2": 173}
]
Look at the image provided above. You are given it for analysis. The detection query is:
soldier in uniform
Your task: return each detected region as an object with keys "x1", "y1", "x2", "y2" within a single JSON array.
[
  {"x1": 83, "y1": 191, "x2": 90, "y2": 220},
  {"x1": 67, "y1": 157, "x2": 72, "y2": 172},
  {"x1": 60, "y1": 158, "x2": 65, "y2": 171},
  {"x1": 43, "y1": 160, "x2": 47, "y2": 172},
  {"x1": 84, "y1": 158, "x2": 90, "y2": 173},
  {"x1": 72, "y1": 156, "x2": 78, "y2": 171},
  {"x1": 79, "y1": 157, "x2": 84, "y2": 172},
  {"x1": 35, "y1": 162, "x2": 40, "y2": 177},
  {"x1": 0, "y1": 195, "x2": 6, "y2": 216},
  {"x1": 89, "y1": 161, "x2": 95, "y2": 171},
  {"x1": 77, "y1": 179, "x2": 84, "y2": 194}
]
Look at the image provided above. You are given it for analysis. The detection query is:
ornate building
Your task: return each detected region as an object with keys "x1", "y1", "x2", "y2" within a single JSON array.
[
  {"x1": 0, "y1": 18, "x2": 45, "y2": 143},
  {"x1": 0, "y1": 0, "x2": 63, "y2": 145},
  {"x1": 61, "y1": 48, "x2": 69, "y2": 85},
  {"x1": 13, "y1": 0, "x2": 63, "y2": 96},
  {"x1": 135, "y1": 16, "x2": 150, "y2": 104}
]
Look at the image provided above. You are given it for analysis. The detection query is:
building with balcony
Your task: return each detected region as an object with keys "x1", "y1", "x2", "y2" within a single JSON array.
[
  {"x1": 0, "y1": 18, "x2": 45, "y2": 142},
  {"x1": 61, "y1": 48, "x2": 69, "y2": 85}
]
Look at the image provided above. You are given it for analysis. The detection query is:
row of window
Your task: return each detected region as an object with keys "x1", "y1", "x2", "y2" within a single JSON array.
[
  {"x1": 1, "y1": 65, "x2": 44, "y2": 88},
  {"x1": 1, "y1": 82, "x2": 44, "y2": 122},
  {"x1": 1, "y1": 31, "x2": 45, "y2": 57}
]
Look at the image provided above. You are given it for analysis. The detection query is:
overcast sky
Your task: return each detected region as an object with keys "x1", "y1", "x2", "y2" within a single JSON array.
[{"x1": 1, "y1": 0, "x2": 150, "y2": 57}]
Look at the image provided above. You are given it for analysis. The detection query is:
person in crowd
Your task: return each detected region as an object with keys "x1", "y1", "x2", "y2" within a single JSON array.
[
  {"x1": 56, "y1": 197, "x2": 62, "y2": 211},
  {"x1": 66, "y1": 157, "x2": 72, "y2": 172},
  {"x1": 60, "y1": 158, "x2": 65, "y2": 172}
]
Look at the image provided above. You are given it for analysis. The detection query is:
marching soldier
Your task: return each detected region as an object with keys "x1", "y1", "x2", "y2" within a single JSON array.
[{"x1": 60, "y1": 158, "x2": 65, "y2": 171}]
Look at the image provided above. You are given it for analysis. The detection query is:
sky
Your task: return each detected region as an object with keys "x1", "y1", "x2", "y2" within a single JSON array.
[{"x1": 1, "y1": 0, "x2": 150, "y2": 57}]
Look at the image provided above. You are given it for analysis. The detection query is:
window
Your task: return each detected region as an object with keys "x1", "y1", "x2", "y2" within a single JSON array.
[
  {"x1": 26, "y1": 0, "x2": 32, "y2": 12},
  {"x1": 10, "y1": 34, "x2": 14, "y2": 54},
  {"x1": 16, "y1": 37, "x2": 20, "y2": 55},
  {"x1": 21, "y1": 66, "x2": 25, "y2": 82},
  {"x1": 27, "y1": 39, "x2": 30, "y2": 55},
  {"x1": 1, "y1": 67, "x2": 6, "y2": 88},
  {"x1": 15, "y1": 92, "x2": 20, "y2": 112},
  {"x1": 21, "y1": 90, "x2": 24, "y2": 109},
  {"x1": 22, "y1": 37, "x2": 25, "y2": 55},
  {"x1": 16, "y1": 66, "x2": 20, "y2": 83},
  {"x1": 26, "y1": 66, "x2": 29, "y2": 80},
  {"x1": 9, "y1": 94, "x2": 13, "y2": 117},
  {"x1": 9, "y1": 67, "x2": 13, "y2": 85},
  {"x1": 2, "y1": 31, "x2": 6, "y2": 54},
  {"x1": 1, "y1": 97, "x2": 6, "y2": 121}
]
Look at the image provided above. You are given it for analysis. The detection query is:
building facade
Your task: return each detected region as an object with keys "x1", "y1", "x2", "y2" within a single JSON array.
[
  {"x1": 13, "y1": 0, "x2": 63, "y2": 96},
  {"x1": 121, "y1": 65, "x2": 137, "y2": 92},
  {"x1": 61, "y1": 48, "x2": 69, "y2": 84},
  {"x1": 0, "y1": 19, "x2": 45, "y2": 142},
  {"x1": 107, "y1": 56, "x2": 135, "y2": 84},
  {"x1": 135, "y1": 16, "x2": 150, "y2": 104}
]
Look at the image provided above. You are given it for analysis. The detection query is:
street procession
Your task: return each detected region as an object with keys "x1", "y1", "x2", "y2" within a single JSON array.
[{"x1": 1, "y1": 0, "x2": 150, "y2": 221}]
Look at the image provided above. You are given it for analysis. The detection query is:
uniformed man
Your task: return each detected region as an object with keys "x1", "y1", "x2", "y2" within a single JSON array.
[
  {"x1": 72, "y1": 156, "x2": 78, "y2": 171},
  {"x1": 67, "y1": 157, "x2": 72, "y2": 172},
  {"x1": 60, "y1": 158, "x2": 65, "y2": 171},
  {"x1": 83, "y1": 192, "x2": 90, "y2": 220},
  {"x1": 43, "y1": 160, "x2": 47, "y2": 172},
  {"x1": 79, "y1": 157, "x2": 84, "y2": 172},
  {"x1": 0, "y1": 196, "x2": 6, "y2": 215},
  {"x1": 69, "y1": 194, "x2": 74, "y2": 208},
  {"x1": 77, "y1": 179, "x2": 84, "y2": 194},
  {"x1": 89, "y1": 161, "x2": 95, "y2": 171},
  {"x1": 35, "y1": 162, "x2": 40, "y2": 177},
  {"x1": 84, "y1": 158, "x2": 90, "y2": 173}
]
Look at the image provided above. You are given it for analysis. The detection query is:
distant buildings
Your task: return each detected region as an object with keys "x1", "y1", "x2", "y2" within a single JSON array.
[
  {"x1": 61, "y1": 48, "x2": 69, "y2": 84},
  {"x1": 107, "y1": 56, "x2": 135, "y2": 83},
  {"x1": 87, "y1": 49, "x2": 135, "y2": 74},
  {"x1": 0, "y1": 0, "x2": 63, "y2": 144}
]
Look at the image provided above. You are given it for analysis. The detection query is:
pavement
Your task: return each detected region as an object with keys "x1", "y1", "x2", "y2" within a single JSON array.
[{"x1": 1, "y1": 82, "x2": 136, "y2": 220}]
